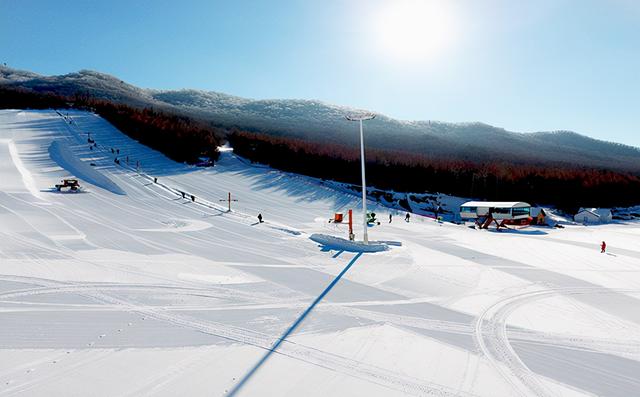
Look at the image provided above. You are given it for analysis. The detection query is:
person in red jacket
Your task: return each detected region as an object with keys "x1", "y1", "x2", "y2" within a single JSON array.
[{"x1": 601, "y1": 241, "x2": 606, "y2": 253}]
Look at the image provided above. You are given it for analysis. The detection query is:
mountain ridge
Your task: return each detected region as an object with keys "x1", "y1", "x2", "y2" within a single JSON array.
[{"x1": 2, "y1": 65, "x2": 640, "y2": 172}]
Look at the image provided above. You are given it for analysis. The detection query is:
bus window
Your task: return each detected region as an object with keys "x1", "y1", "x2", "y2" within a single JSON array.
[{"x1": 511, "y1": 207, "x2": 531, "y2": 216}]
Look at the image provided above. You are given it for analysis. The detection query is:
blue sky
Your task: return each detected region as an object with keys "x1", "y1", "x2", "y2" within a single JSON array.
[{"x1": 1, "y1": 0, "x2": 639, "y2": 146}]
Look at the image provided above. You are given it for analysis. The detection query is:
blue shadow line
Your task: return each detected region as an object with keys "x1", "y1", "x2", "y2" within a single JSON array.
[{"x1": 227, "y1": 251, "x2": 364, "y2": 397}]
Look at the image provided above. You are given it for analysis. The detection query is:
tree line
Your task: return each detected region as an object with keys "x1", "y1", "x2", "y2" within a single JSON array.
[
  {"x1": 229, "y1": 129, "x2": 640, "y2": 212},
  {"x1": 0, "y1": 87, "x2": 224, "y2": 163},
  {"x1": 3, "y1": 85, "x2": 640, "y2": 211}
]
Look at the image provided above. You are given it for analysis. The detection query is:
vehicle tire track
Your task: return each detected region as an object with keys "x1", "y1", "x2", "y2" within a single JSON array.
[{"x1": 474, "y1": 286, "x2": 640, "y2": 397}]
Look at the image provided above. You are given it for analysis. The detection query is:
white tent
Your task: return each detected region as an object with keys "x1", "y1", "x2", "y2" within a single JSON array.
[{"x1": 574, "y1": 208, "x2": 612, "y2": 224}]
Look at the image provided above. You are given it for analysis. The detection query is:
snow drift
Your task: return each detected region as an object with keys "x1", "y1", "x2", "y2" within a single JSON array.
[{"x1": 48, "y1": 140, "x2": 126, "y2": 195}]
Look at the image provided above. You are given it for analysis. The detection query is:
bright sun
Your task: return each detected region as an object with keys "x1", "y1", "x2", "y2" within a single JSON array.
[{"x1": 373, "y1": 0, "x2": 454, "y2": 63}]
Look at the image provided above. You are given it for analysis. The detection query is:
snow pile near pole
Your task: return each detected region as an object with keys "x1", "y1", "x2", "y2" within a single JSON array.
[
  {"x1": 48, "y1": 140, "x2": 126, "y2": 195},
  {"x1": 309, "y1": 233, "x2": 389, "y2": 253}
]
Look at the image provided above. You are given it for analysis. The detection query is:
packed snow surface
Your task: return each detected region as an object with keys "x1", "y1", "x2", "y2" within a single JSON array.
[{"x1": 1, "y1": 109, "x2": 640, "y2": 397}]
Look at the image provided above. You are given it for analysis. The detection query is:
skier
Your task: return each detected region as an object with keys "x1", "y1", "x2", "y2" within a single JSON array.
[
  {"x1": 601, "y1": 241, "x2": 606, "y2": 253},
  {"x1": 389, "y1": 214, "x2": 392, "y2": 223},
  {"x1": 154, "y1": 177, "x2": 158, "y2": 183},
  {"x1": 405, "y1": 213, "x2": 410, "y2": 222},
  {"x1": 258, "y1": 213, "x2": 263, "y2": 223}
]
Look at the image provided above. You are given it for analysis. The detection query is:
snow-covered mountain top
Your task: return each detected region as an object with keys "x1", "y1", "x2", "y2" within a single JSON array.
[
  {"x1": 0, "y1": 66, "x2": 546, "y2": 130},
  {"x1": 3, "y1": 66, "x2": 640, "y2": 171},
  {"x1": 0, "y1": 67, "x2": 155, "y2": 104},
  {"x1": 0, "y1": 66, "x2": 41, "y2": 83}
]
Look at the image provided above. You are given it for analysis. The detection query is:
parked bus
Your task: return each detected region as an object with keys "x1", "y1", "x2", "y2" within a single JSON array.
[{"x1": 460, "y1": 201, "x2": 531, "y2": 229}]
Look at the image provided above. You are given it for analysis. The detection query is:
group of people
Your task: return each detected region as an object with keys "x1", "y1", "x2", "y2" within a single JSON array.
[
  {"x1": 88, "y1": 133, "x2": 141, "y2": 172},
  {"x1": 388, "y1": 213, "x2": 411, "y2": 223}
]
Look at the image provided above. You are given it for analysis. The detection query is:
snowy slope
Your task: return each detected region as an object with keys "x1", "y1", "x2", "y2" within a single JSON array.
[{"x1": 1, "y1": 109, "x2": 640, "y2": 397}]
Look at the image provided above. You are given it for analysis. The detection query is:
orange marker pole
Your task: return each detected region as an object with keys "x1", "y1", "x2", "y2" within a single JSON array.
[{"x1": 348, "y1": 209, "x2": 354, "y2": 240}]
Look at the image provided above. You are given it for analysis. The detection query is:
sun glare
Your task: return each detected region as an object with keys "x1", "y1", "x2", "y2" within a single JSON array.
[{"x1": 372, "y1": 0, "x2": 455, "y2": 63}]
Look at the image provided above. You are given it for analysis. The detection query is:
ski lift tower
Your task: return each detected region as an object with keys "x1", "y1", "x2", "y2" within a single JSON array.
[{"x1": 346, "y1": 113, "x2": 376, "y2": 244}]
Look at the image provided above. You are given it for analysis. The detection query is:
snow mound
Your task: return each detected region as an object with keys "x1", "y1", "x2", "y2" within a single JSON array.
[
  {"x1": 48, "y1": 140, "x2": 126, "y2": 195},
  {"x1": 310, "y1": 233, "x2": 389, "y2": 253}
]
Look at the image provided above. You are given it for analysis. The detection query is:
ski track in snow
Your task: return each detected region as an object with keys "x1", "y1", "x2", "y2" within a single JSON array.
[
  {"x1": 0, "y1": 282, "x2": 477, "y2": 397},
  {"x1": 474, "y1": 286, "x2": 640, "y2": 397}
]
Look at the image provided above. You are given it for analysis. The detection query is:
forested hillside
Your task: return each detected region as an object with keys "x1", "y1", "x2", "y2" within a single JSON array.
[
  {"x1": 229, "y1": 130, "x2": 640, "y2": 211},
  {"x1": 3, "y1": 66, "x2": 640, "y2": 210}
]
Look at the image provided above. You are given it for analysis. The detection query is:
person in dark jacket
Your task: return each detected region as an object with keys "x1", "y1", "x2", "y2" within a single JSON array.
[
  {"x1": 389, "y1": 214, "x2": 392, "y2": 223},
  {"x1": 258, "y1": 213, "x2": 263, "y2": 223},
  {"x1": 405, "y1": 213, "x2": 410, "y2": 222}
]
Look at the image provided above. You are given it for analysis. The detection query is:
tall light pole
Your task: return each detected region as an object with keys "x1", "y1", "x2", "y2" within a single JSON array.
[{"x1": 346, "y1": 113, "x2": 376, "y2": 244}]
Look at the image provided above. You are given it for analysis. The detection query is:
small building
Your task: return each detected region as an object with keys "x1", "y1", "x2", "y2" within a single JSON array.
[
  {"x1": 530, "y1": 207, "x2": 559, "y2": 227},
  {"x1": 574, "y1": 208, "x2": 612, "y2": 224},
  {"x1": 460, "y1": 201, "x2": 531, "y2": 220},
  {"x1": 531, "y1": 207, "x2": 547, "y2": 225}
]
